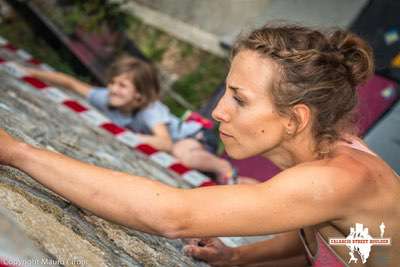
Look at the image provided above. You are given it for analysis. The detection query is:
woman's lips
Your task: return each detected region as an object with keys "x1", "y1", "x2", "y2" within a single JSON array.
[{"x1": 219, "y1": 130, "x2": 233, "y2": 138}]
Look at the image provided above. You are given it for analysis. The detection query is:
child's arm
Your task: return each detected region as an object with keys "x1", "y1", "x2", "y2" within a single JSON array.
[
  {"x1": 137, "y1": 123, "x2": 173, "y2": 152},
  {"x1": 25, "y1": 67, "x2": 92, "y2": 97}
]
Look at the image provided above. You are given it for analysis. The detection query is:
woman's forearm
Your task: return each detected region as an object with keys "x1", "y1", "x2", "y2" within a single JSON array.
[
  {"x1": 10, "y1": 142, "x2": 183, "y2": 237},
  {"x1": 230, "y1": 231, "x2": 305, "y2": 266}
]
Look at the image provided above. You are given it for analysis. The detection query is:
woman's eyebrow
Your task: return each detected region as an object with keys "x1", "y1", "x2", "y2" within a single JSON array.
[{"x1": 228, "y1": 85, "x2": 245, "y2": 93}]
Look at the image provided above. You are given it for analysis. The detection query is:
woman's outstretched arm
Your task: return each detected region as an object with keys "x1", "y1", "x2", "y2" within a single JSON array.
[
  {"x1": 1, "y1": 129, "x2": 185, "y2": 237},
  {"x1": 0, "y1": 129, "x2": 362, "y2": 239}
]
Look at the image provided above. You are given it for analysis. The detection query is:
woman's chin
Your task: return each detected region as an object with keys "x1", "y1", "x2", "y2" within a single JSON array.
[{"x1": 224, "y1": 147, "x2": 252, "y2": 160}]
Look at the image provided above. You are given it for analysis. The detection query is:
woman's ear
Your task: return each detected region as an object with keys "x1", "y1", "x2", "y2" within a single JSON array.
[{"x1": 289, "y1": 104, "x2": 311, "y2": 134}]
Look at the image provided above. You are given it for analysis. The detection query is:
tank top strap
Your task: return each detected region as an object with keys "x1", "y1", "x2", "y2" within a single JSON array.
[{"x1": 339, "y1": 136, "x2": 377, "y2": 157}]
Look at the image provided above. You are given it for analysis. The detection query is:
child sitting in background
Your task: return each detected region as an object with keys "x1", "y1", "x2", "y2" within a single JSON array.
[{"x1": 24, "y1": 56, "x2": 240, "y2": 184}]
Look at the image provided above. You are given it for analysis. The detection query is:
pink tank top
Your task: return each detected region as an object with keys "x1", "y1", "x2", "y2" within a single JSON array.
[
  {"x1": 300, "y1": 229, "x2": 348, "y2": 267},
  {"x1": 314, "y1": 233, "x2": 347, "y2": 267},
  {"x1": 339, "y1": 137, "x2": 377, "y2": 157}
]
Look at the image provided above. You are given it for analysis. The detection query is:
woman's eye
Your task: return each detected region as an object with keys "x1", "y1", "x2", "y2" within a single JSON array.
[{"x1": 233, "y1": 96, "x2": 245, "y2": 106}]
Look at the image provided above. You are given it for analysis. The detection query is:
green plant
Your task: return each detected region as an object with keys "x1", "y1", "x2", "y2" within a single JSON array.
[
  {"x1": 140, "y1": 28, "x2": 168, "y2": 61},
  {"x1": 162, "y1": 96, "x2": 186, "y2": 116},
  {"x1": 126, "y1": 20, "x2": 171, "y2": 62},
  {"x1": 179, "y1": 42, "x2": 194, "y2": 58},
  {"x1": 172, "y1": 56, "x2": 228, "y2": 111},
  {"x1": 0, "y1": 17, "x2": 90, "y2": 82},
  {"x1": 64, "y1": 0, "x2": 133, "y2": 34}
]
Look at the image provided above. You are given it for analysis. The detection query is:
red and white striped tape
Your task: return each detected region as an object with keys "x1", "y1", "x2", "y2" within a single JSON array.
[
  {"x1": 0, "y1": 36, "x2": 216, "y2": 188},
  {"x1": 0, "y1": 36, "x2": 53, "y2": 71},
  {"x1": 0, "y1": 261, "x2": 13, "y2": 267}
]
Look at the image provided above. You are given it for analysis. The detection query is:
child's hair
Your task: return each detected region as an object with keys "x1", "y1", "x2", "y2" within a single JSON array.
[
  {"x1": 232, "y1": 23, "x2": 374, "y2": 156},
  {"x1": 107, "y1": 56, "x2": 160, "y2": 109}
]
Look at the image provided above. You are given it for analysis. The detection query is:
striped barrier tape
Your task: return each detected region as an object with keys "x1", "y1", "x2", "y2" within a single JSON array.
[
  {"x1": 0, "y1": 36, "x2": 53, "y2": 72},
  {"x1": 0, "y1": 36, "x2": 216, "y2": 188}
]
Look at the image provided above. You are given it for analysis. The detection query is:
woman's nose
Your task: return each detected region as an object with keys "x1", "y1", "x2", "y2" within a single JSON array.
[{"x1": 211, "y1": 95, "x2": 230, "y2": 123}]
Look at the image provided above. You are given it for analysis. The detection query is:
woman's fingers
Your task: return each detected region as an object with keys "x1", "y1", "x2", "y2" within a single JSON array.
[
  {"x1": 183, "y1": 238, "x2": 234, "y2": 266},
  {"x1": 183, "y1": 244, "x2": 218, "y2": 260},
  {"x1": 184, "y1": 237, "x2": 215, "y2": 246},
  {"x1": 183, "y1": 238, "x2": 202, "y2": 246},
  {"x1": 0, "y1": 129, "x2": 13, "y2": 165},
  {"x1": 0, "y1": 129, "x2": 24, "y2": 166}
]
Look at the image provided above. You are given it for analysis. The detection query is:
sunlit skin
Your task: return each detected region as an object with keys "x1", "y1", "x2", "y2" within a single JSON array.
[
  {"x1": 214, "y1": 50, "x2": 285, "y2": 159},
  {"x1": 213, "y1": 50, "x2": 316, "y2": 168}
]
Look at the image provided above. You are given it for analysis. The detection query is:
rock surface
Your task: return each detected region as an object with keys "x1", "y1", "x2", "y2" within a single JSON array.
[{"x1": 0, "y1": 48, "x2": 208, "y2": 266}]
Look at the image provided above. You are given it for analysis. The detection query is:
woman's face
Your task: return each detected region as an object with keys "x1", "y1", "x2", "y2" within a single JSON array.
[
  {"x1": 212, "y1": 50, "x2": 289, "y2": 160},
  {"x1": 107, "y1": 73, "x2": 141, "y2": 112}
]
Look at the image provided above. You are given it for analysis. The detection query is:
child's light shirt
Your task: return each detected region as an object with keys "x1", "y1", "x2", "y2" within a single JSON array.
[{"x1": 87, "y1": 87, "x2": 202, "y2": 141}]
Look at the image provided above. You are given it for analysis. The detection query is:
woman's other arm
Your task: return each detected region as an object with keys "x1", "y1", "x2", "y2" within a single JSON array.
[{"x1": 185, "y1": 231, "x2": 307, "y2": 266}]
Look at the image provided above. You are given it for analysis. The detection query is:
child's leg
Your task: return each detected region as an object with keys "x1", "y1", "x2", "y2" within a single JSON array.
[{"x1": 172, "y1": 139, "x2": 232, "y2": 181}]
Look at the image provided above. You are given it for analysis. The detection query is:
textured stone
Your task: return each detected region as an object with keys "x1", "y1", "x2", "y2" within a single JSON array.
[{"x1": 0, "y1": 61, "x2": 208, "y2": 266}]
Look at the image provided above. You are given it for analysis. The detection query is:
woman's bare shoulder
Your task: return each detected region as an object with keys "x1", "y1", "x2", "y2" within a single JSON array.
[
  {"x1": 280, "y1": 155, "x2": 377, "y2": 200},
  {"x1": 271, "y1": 159, "x2": 367, "y2": 198},
  {"x1": 289, "y1": 155, "x2": 368, "y2": 182},
  {"x1": 297, "y1": 152, "x2": 399, "y2": 210}
]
